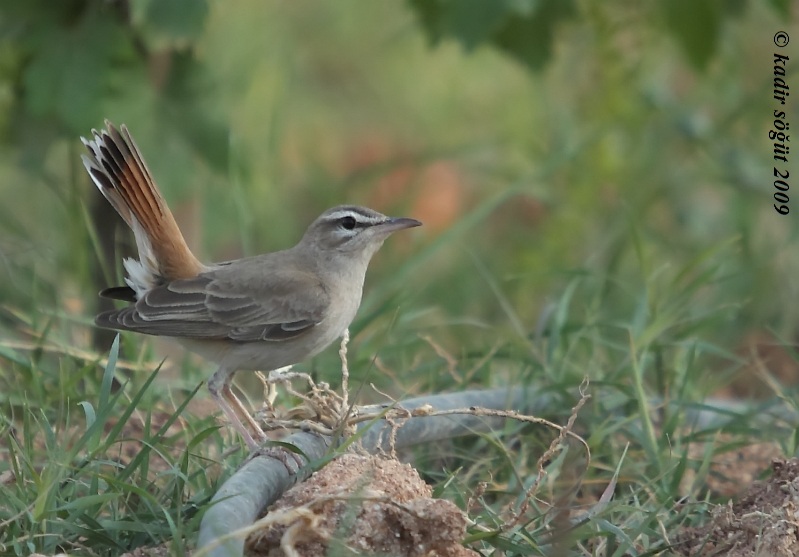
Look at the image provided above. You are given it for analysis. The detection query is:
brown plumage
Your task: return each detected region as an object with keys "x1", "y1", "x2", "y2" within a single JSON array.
[
  {"x1": 81, "y1": 121, "x2": 421, "y2": 450},
  {"x1": 82, "y1": 122, "x2": 203, "y2": 281}
]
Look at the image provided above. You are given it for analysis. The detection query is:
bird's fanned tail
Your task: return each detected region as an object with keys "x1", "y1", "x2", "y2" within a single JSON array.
[{"x1": 81, "y1": 121, "x2": 204, "y2": 296}]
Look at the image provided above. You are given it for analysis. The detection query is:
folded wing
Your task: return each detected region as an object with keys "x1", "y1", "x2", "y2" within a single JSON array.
[{"x1": 96, "y1": 266, "x2": 329, "y2": 342}]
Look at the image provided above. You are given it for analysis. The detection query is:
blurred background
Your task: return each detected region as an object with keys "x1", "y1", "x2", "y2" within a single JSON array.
[
  {"x1": 0, "y1": 0, "x2": 796, "y2": 401},
  {"x1": 2, "y1": 2, "x2": 799, "y2": 553}
]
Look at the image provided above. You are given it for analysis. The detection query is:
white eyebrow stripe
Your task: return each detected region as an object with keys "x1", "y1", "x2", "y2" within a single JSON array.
[{"x1": 323, "y1": 209, "x2": 386, "y2": 224}]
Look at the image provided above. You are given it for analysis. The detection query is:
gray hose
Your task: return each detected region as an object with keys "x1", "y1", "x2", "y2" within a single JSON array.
[{"x1": 196, "y1": 388, "x2": 796, "y2": 556}]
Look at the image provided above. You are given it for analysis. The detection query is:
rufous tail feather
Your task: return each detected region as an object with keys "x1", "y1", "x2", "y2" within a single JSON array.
[{"x1": 81, "y1": 121, "x2": 204, "y2": 286}]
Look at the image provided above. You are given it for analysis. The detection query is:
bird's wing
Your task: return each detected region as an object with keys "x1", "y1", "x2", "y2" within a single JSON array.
[{"x1": 95, "y1": 266, "x2": 330, "y2": 342}]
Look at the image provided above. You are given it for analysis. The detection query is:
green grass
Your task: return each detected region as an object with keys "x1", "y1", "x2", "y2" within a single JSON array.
[
  {"x1": 1, "y1": 2, "x2": 795, "y2": 555},
  {"x1": 0, "y1": 337, "x2": 219, "y2": 555},
  {"x1": 0, "y1": 224, "x2": 793, "y2": 555}
]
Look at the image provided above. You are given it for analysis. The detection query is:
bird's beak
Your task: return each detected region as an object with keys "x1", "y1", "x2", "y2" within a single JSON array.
[{"x1": 380, "y1": 216, "x2": 422, "y2": 233}]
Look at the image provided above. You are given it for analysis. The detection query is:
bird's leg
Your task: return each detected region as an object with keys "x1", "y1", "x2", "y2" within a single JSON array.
[
  {"x1": 207, "y1": 366, "x2": 264, "y2": 450},
  {"x1": 339, "y1": 329, "x2": 350, "y2": 410},
  {"x1": 222, "y1": 380, "x2": 269, "y2": 444}
]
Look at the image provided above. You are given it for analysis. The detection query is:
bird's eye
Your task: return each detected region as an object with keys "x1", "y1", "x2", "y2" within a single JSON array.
[{"x1": 339, "y1": 216, "x2": 357, "y2": 230}]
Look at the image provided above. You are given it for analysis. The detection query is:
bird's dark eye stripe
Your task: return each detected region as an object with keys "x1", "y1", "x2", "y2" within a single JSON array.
[
  {"x1": 336, "y1": 214, "x2": 378, "y2": 230},
  {"x1": 324, "y1": 209, "x2": 387, "y2": 231}
]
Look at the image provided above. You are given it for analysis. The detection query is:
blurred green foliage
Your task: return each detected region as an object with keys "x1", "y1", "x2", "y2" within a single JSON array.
[
  {"x1": 0, "y1": 0, "x2": 226, "y2": 160},
  {"x1": 408, "y1": 0, "x2": 577, "y2": 71},
  {"x1": 0, "y1": 0, "x2": 795, "y2": 392}
]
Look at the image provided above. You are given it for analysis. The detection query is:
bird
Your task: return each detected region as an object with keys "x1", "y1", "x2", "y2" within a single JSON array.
[{"x1": 81, "y1": 121, "x2": 421, "y2": 449}]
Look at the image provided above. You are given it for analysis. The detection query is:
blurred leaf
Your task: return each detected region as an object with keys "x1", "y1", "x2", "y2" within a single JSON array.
[
  {"x1": 0, "y1": 0, "x2": 81, "y2": 32},
  {"x1": 661, "y1": 0, "x2": 721, "y2": 70},
  {"x1": 159, "y1": 51, "x2": 230, "y2": 171},
  {"x1": 408, "y1": 0, "x2": 576, "y2": 71},
  {"x1": 726, "y1": 0, "x2": 748, "y2": 18},
  {"x1": 21, "y1": 8, "x2": 129, "y2": 134},
  {"x1": 137, "y1": 0, "x2": 210, "y2": 47},
  {"x1": 493, "y1": 0, "x2": 576, "y2": 71},
  {"x1": 407, "y1": 0, "x2": 445, "y2": 43},
  {"x1": 504, "y1": 0, "x2": 539, "y2": 17},
  {"x1": 435, "y1": 0, "x2": 510, "y2": 50},
  {"x1": 768, "y1": 0, "x2": 791, "y2": 18}
]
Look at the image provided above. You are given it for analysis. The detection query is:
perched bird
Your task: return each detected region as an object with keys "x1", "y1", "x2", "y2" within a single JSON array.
[{"x1": 81, "y1": 121, "x2": 421, "y2": 449}]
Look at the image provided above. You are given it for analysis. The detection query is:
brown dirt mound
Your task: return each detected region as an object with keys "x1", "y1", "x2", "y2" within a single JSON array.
[
  {"x1": 245, "y1": 453, "x2": 476, "y2": 557},
  {"x1": 677, "y1": 458, "x2": 799, "y2": 556}
]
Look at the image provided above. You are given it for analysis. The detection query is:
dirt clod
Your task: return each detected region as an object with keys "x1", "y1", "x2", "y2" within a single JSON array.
[
  {"x1": 677, "y1": 458, "x2": 799, "y2": 556},
  {"x1": 245, "y1": 453, "x2": 476, "y2": 557}
]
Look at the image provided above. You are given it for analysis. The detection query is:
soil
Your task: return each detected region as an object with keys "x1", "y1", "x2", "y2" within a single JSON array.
[
  {"x1": 244, "y1": 453, "x2": 476, "y2": 557},
  {"x1": 676, "y1": 458, "x2": 799, "y2": 556}
]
